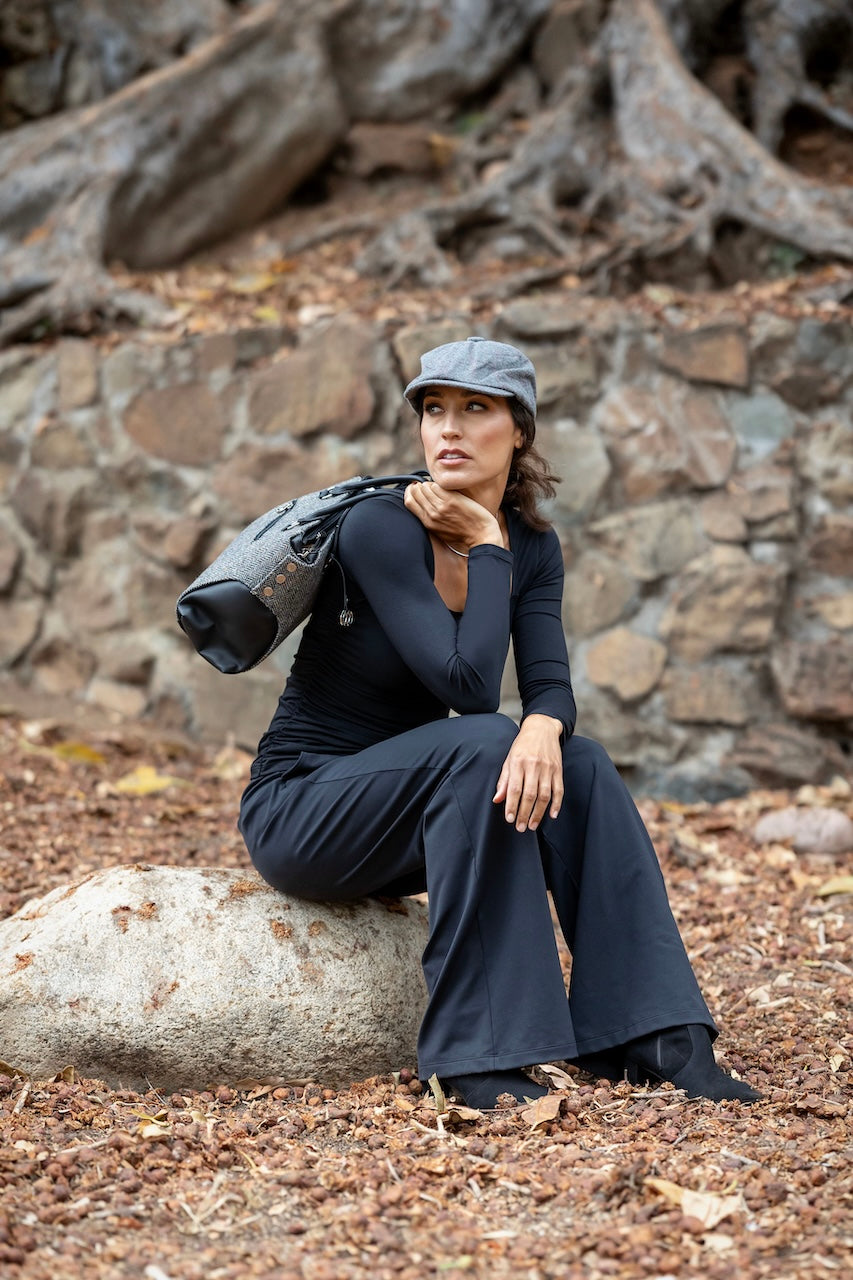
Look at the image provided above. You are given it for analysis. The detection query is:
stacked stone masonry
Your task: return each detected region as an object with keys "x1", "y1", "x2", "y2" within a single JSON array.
[{"x1": 0, "y1": 296, "x2": 851, "y2": 800}]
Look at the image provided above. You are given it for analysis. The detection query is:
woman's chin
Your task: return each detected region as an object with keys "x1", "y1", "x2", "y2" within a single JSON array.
[{"x1": 429, "y1": 469, "x2": 469, "y2": 489}]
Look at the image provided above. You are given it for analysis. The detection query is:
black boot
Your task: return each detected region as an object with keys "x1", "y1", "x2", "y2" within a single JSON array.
[
  {"x1": 625, "y1": 1024, "x2": 761, "y2": 1103},
  {"x1": 570, "y1": 1049, "x2": 626, "y2": 1083},
  {"x1": 440, "y1": 1070, "x2": 549, "y2": 1109}
]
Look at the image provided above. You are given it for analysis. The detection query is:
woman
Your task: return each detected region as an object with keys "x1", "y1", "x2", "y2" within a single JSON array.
[{"x1": 239, "y1": 336, "x2": 759, "y2": 1109}]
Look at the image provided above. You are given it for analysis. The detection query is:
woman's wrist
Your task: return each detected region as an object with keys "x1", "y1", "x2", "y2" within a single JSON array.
[
  {"x1": 465, "y1": 516, "x2": 503, "y2": 551},
  {"x1": 521, "y1": 713, "x2": 564, "y2": 736}
]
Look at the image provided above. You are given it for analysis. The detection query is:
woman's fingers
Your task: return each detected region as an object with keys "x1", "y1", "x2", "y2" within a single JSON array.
[
  {"x1": 405, "y1": 482, "x2": 496, "y2": 545},
  {"x1": 549, "y1": 770, "x2": 564, "y2": 821},
  {"x1": 492, "y1": 760, "x2": 510, "y2": 805},
  {"x1": 494, "y1": 717, "x2": 564, "y2": 831},
  {"x1": 501, "y1": 762, "x2": 546, "y2": 831}
]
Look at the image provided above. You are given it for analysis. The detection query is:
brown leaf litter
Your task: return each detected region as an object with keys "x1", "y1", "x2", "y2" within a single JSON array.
[{"x1": 0, "y1": 713, "x2": 851, "y2": 1279}]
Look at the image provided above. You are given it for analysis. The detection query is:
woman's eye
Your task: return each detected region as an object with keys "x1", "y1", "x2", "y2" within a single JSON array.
[
  {"x1": 467, "y1": 400, "x2": 486, "y2": 411},
  {"x1": 424, "y1": 403, "x2": 442, "y2": 414}
]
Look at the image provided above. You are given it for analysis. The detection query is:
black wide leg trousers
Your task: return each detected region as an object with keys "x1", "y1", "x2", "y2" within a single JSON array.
[{"x1": 239, "y1": 714, "x2": 714, "y2": 1080}]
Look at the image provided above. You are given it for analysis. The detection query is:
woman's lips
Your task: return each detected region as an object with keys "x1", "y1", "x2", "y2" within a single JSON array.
[{"x1": 437, "y1": 451, "x2": 470, "y2": 463}]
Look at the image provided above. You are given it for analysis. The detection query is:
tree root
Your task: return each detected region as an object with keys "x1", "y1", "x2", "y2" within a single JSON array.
[
  {"x1": 2, "y1": 0, "x2": 852, "y2": 339},
  {"x1": 354, "y1": 0, "x2": 853, "y2": 292},
  {"x1": 0, "y1": 0, "x2": 346, "y2": 346},
  {"x1": 0, "y1": 267, "x2": 178, "y2": 347}
]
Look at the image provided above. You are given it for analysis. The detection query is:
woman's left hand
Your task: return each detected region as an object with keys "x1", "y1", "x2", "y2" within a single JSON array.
[{"x1": 492, "y1": 714, "x2": 564, "y2": 832}]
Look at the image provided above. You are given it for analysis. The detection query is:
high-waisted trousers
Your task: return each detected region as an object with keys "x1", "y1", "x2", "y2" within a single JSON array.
[{"x1": 239, "y1": 713, "x2": 714, "y2": 1080}]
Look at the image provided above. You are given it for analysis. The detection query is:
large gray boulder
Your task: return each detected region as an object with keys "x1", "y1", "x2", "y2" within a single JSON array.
[{"x1": 0, "y1": 865, "x2": 429, "y2": 1090}]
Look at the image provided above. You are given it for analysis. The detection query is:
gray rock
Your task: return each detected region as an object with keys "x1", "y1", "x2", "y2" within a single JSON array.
[
  {"x1": 0, "y1": 351, "x2": 50, "y2": 431},
  {"x1": 725, "y1": 391, "x2": 795, "y2": 461},
  {"x1": 247, "y1": 321, "x2": 375, "y2": 440},
  {"x1": 753, "y1": 806, "x2": 853, "y2": 856},
  {"x1": 585, "y1": 626, "x2": 667, "y2": 702},
  {"x1": 123, "y1": 383, "x2": 227, "y2": 466},
  {"x1": 178, "y1": 653, "x2": 283, "y2": 748},
  {"x1": 658, "y1": 324, "x2": 750, "y2": 389},
  {"x1": 30, "y1": 631, "x2": 96, "y2": 697},
  {"x1": 497, "y1": 294, "x2": 628, "y2": 342},
  {"x1": 662, "y1": 662, "x2": 761, "y2": 727},
  {"x1": 592, "y1": 379, "x2": 736, "y2": 500},
  {"x1": 537, "y1": 420, "x2": 610, "y2": 519},
  {"x1": 210, "y1": 440, "x2": 365, "y2": 525},
  {"x1": 795, "y1": 319, "x2": 853, "y2": 380},
  {"x1": 629, "y1": 762, "x2": 754, "y2": 805},
  {"x1": 661, "y1": 545, "x2": 787, "y2": 662},
  {"x1": 806, "y1": 514, "x2": 853, "y2": 577},
  {"x1": 0, "y1": 520, "x2": 22, "y2": 593},
  {"x1": 10, "y1": 470, "x2": 89, "y2": 557},
  {"x1": 563, "y1": 550, "x2": 637, "y2": 637},
  {"x1": 797, "y1": 417, "x2": 853, "y2": 507},
  {"x1": 699, "y1": 492, "x2": 748, "y2": 542},
  {"x1": 0, "y1": 599, "x2": 43, "y2": 666},
  {"x1": 771, "y1": 638, "x2": 853, "y2": 723},
  {"x1": 727, "y1": 722, "x2": 849, "y2": 788},
  {"x1": 101, "y1": 342, "x2": 165, "y2": 406},
  {"x1": 532, "y1": 344, "x2": 599, "y2": 411},
  {"x1": 574, "y1": 687, "x2": 686, "y2": 768},
  {"x1": 57, "y1": 338, "x2": 99, "y2": 412},
  {"x1": 589, "y1": 500, "x2": 706, "y2": 582},
  {"x1": 732, "y1": 464, "x2": 796, "y2": 526},
  {"x1": 0, "y1": 865, "x2": 429, "y2": 1090},
  {"x1": 392, "y1": 320, "x2": 474, "y2": 385}
]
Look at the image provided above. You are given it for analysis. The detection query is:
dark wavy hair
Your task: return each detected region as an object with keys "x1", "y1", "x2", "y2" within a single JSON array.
[
  {"x1": 504, "y1": 401, "x2": 560, "y2": 532},
  {"x1": 413, "y1": 392, "x2": 559, "y2": 532}
]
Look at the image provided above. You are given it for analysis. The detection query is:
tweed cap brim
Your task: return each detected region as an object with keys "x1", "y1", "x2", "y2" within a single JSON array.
[{"x1": 404, "y1": 336, "x2": 537, "y2": 417}]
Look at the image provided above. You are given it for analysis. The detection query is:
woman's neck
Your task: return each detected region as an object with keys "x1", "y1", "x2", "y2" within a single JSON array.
[{"x1": 458, "y1": 481, "x2": 505, "y2": 519}]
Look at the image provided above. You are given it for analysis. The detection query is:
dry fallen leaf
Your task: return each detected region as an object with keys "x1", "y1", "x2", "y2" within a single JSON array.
[
  {"x1": 252, "y1": 305, "x2": 283, "y2": 324},
  {"x1": 113, "y1": 765, "x2": 189, "y2": 795},
  {"x1": 815, "y1": 875, "x2": 853, "y2": 898},
  {"x1": 536, "y1": 1063, "x2": 577, "y2": 1090},
  {"x1": 209, "y1": 745, "x2": 254, "y2": 782},
  {"x1": 48, "y1": 741, "x2": 107, "y2": 765},
  {"x1": 227, "y1": 273, "x2": 278, "y2": 294},
  {"x1": 646, "y1": 1177, "x2": 747, "y2": 1229},
  {"x1": 2, "y1": 708, "x2": 852, "y2": 1277},
  {"x1": 521, "y1": 1094, "x2": 564, "y2": 1128},
  {"x1": 138, "y1": 1121, "x2": 173, "y2": 1138}
]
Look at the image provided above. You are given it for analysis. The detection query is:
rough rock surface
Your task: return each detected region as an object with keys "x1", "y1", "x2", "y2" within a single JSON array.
[
  {"x1": 752, "y1": 806, "x2": 853, "y2": 856},
  {"x1": 328, "y1": 0, "x2": 552, "y2": 120},
  {"x1": 1, "y1": 294, "x2": 851, "y2": 798},
  {"x1": 0, "y1": 864, "x2": 429, "y2": 1090}
]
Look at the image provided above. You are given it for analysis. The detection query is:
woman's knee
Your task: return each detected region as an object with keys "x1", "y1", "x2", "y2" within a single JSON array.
[
  {"x1": 564, "y1": 735, "x2": 612, "y2": 766},
  {"x1": 562, "y1": 735, "x2": 621, "y2": 787},
  {"x1": 454, "y1": 712, "x2": 519, "y2": 768}
]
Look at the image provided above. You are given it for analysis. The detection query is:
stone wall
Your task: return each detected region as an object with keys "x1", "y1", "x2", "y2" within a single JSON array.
[{"x1": 1, "y1": 294, "x2": 851, "y2": 798}]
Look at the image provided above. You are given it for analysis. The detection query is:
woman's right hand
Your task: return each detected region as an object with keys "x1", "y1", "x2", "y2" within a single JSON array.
[{"x1": 404, "y1": 481, "x2": 502, "y2": 551}]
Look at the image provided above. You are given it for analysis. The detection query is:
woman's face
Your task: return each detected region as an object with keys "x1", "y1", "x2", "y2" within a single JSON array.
[{"x1": 419, "y1": 385, "x2": 522, "y2": 497}]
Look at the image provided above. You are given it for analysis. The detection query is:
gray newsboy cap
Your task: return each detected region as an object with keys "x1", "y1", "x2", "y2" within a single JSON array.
[{"x1": 404, "y1": 336, "x2": 537, "y2": 417}]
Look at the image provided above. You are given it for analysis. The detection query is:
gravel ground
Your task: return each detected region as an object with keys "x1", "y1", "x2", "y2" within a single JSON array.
[{"x1": 1, "y1": 712, "x2": 851, "y2": 1280}]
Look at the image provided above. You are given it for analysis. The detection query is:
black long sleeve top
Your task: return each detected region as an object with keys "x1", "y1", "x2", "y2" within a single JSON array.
[{"x1": 251, "y1": 491, "x2": 576, "y2": 769}]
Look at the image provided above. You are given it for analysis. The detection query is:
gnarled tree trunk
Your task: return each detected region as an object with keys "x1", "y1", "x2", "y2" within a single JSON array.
[
  {"x1": 0, "y1": 1, "x2": 346, "y2": 344},
  {"x1": 355, "y1": 0, "x2": 853, "y2": 289},
  {"x1": 1, "y1": 0, "x2": 852, "y2": 341}
]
